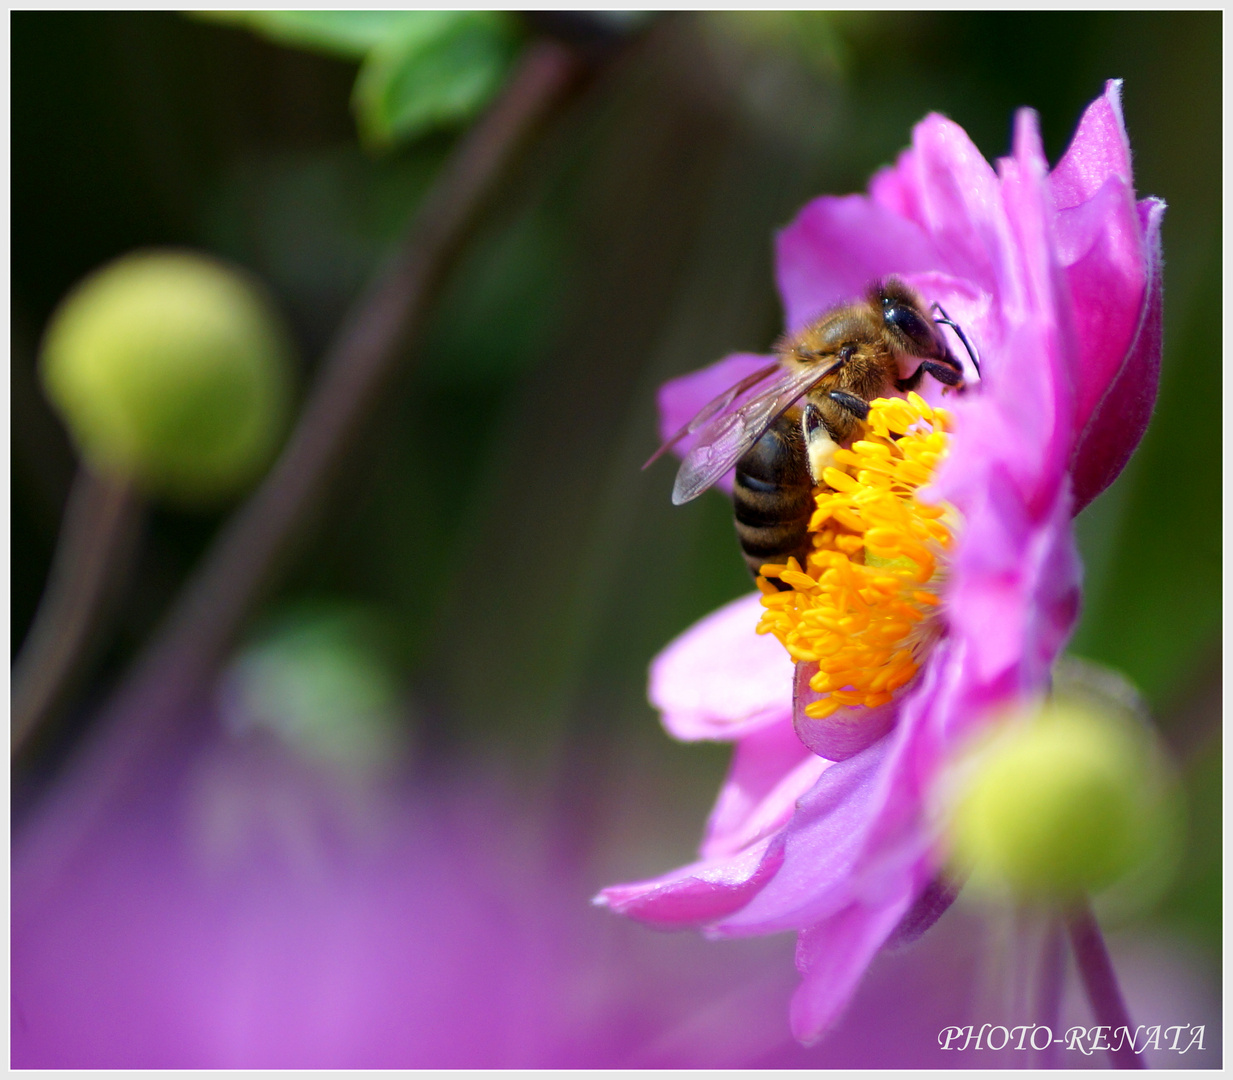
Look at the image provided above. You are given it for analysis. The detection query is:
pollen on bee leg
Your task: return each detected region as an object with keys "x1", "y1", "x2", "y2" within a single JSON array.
[{"x1": 756, "y1": 395, "x2": 956, "y2": 718}]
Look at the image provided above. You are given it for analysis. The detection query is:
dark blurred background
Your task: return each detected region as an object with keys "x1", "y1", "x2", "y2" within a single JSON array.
[{"x1": 12, "y1": 10, "x2": 1221, "y2": 1053}]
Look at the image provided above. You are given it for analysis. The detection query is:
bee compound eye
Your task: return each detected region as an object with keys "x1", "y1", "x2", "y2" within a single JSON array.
[{"x1": 884, "y1": 303, "x2": 938, "y2": 353}]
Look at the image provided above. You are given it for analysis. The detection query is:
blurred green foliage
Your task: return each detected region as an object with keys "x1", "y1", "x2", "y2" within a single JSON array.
[
  {"x1": 202, "y1": 10, "x2": 521, "y2": 149},
  {"x1": 201, "y1": 10, "x2": 438, "y2": 57},
  {"x1": 12, "y1": 10, "x2": 1219, "y2": 969},
  {"x1": 1155, "y1": 744, "x2": 1222, "y2": 954}
]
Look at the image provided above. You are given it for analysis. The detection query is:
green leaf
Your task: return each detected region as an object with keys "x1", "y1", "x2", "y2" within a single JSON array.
[
  {"x1": 195, "y1": 11, "x2": 522, "y2": 148},
  {"x1": 196, "y1": 10, "x2": 433, "y2": 59},
  {"x1": 352, "y1": 12, "x2": 519, "y2": 149}
]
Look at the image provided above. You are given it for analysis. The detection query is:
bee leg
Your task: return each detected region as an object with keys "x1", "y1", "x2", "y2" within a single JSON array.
[
  {"x1": 896, "y1": 359, "x2": 963, "y2": 394},
  {"x1": 918, "y1": 359, "x2": 964, "y2": 387},
  {"x1": 895, "y1": 366, "x2": 925, "y2": 393},
  {"x1": 827, "y1": 390, "x2": 870, "y2": 421},
  {"x1": 802, "y1": 403, "x2": 841, "y2": 484}
]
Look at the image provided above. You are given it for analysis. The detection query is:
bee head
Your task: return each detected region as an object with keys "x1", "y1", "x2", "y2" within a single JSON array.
[{"x1": 871, "y1": 278, "x2": 947, "y2": 360}]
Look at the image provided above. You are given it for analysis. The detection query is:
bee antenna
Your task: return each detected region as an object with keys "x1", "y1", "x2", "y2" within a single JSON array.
[{"x1": 931, "y1": 303, "x2": 981, "y2": 378}]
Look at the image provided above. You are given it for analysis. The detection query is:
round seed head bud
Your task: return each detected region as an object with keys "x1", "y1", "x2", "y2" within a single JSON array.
[
  {"x1": 219, "y1": 604, "x2": 408, "y2": 779},
  {"x1": 942, "y1": 698, "x2": 1170, "y2": 900},
  {"x1": 40, "y1": 250, "x2": 294, "y2": 503}
]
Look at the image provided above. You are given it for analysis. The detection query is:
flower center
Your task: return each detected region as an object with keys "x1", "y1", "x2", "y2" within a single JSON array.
[{"x1": 755, "y1": 393, "x2": 955, "y2": 720}]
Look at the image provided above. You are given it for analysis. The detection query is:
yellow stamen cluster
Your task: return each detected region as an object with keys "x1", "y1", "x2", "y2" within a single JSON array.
[{"x1": 756, "y1": 393, "x2": 954, "y2": 720}]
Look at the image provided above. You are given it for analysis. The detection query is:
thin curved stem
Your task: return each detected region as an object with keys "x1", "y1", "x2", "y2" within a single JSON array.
[
  {"x1": 1066, "y1": 898, "x2": 1146, "y2": 1068},
  {"x1": 12, "y1": 466, "x2": 140, "y2": 755}
]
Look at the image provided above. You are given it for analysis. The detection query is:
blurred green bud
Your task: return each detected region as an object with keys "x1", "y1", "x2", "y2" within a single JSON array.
[
  {"x1": 943, "y1": 697, "x2": 1172, "y2": 900},
  {"x1": 220, "y1": 604, "x2": 408, "y2": 779},
  {"x1": 40, "y1": 250, "x2": 294, "y2": 503}
]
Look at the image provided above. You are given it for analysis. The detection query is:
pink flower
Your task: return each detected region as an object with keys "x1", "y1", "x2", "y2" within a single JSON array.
[
  {"x1": 13, "y1": 697, "x2": 827, "y2": 1068},
  {"x1": 597, "y1": 81, "x2": 1164, "y2": 1043}
]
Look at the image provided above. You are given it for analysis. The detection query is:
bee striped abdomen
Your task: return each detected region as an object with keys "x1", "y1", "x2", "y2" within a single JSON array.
[{"x1": 733, "y1": 411, "x2": 813, "y2": 585}]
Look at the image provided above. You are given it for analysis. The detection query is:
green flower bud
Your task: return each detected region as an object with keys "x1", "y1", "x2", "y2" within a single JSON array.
[
  {"x1": 40, "y1": 250, "x2": 294, "y2": 503},
  {"x1": 220, "y1": 604, "x2": 408, "y2": 779},
  {"x1": 943, "y1": 699, "x2": 1170, "y2": 899}
]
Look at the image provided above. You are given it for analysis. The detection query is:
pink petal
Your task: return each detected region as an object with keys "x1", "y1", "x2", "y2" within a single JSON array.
[
  {"x1": 593, "y1": 837, "x2": 784, "y2": 929},
  {"x1": 1069, "y1": 197, "x2": 1165, "y2": 511},
  {"x1": 1054, "y1": 177, "x2": 1148, "y2": 443},
  {"x1": 792, "y1": 661, "x2": 899, "y2": 762},
  {"x1": 710, "y1": 739, "x2": 891, "y2": 936},
  {"x1": 1044, "y1": 80, "x2": 1162, "y2": 507},
  {"x1": 1049, "y1": 80, "x2": 1133, "y2": 210},
  {"x1": 943, "y1": 475, "x2": 1080, "y2": 693},
  {"x1": 1022, "y1": 501, "x2": 1084, "y2": 683},
  {"x1": 650, "y1": 593, "x2": 795, "y2": 742},
  {"x1": 895, "y1": 114, "x2": 1010, "y2": 295},
  {"x1": 775, "y1": 195, "x2": 943, "y2": 333},
  {"x1": 654, "y1": 353, "x2": 772, "y2": 495},
  {"x1": 930, "y1": 112, "x2": 1082, "y2": 692},
  {"x1": 600, "y1": 715, "x2": 829, "y2": 929},
  {"x1": 883, "y1": 874, "x2": 962, "y2": 950},
  {"x1": 861, "y1": 637, "x2": 968, "y2": 844},
  {"x1": 701, "y1": 719, "x2": 830, "y2": 860},
  {"x1": 788, "y1": 875, "x2": 918, "y2": 1044},
  {"x1": 936, "y1": 107, "x2": 1075, "y2": 518},
  {"x1": 869, "y1": 147, "x2": 923, "y2": 225},
  {"x1": 712, "y1": 633, "x2": 962, "y2": 942}
]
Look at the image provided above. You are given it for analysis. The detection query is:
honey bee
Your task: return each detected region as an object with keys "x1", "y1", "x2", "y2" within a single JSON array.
[{"x1": 647, "y1": 278, "x2": 978, "y2": 582}]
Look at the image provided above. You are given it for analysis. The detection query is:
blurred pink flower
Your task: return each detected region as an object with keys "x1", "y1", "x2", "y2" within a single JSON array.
[
  {"x1": 599, "y1": 81, "x2": 1164, "y2": 1043},
  {"x1": 10, "y1": 699, "x2": 1035, "y2": 1069},
  {"x1": 12, "y1": 705, "x2": 822, "y2": 1068}
]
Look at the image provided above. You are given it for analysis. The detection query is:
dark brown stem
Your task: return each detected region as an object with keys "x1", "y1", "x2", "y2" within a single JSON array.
[
  {"x1": 14, "y1": 38, "x2": 584, "y2": 887},
  {"x1": 11, "y1": 466, "x2": 140, "y2": 755},
  {"x1": 1066, "y1": 898, "x2": 1146, "y2": 1068}
]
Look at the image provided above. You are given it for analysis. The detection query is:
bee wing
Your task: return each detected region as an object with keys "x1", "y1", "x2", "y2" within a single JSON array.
[
  {"x1": 671, "y1": 359, "x2": 838, "y2": 505},
  {"x1": 643, "y1": 360, "x2": 782, "y2": 470}
]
